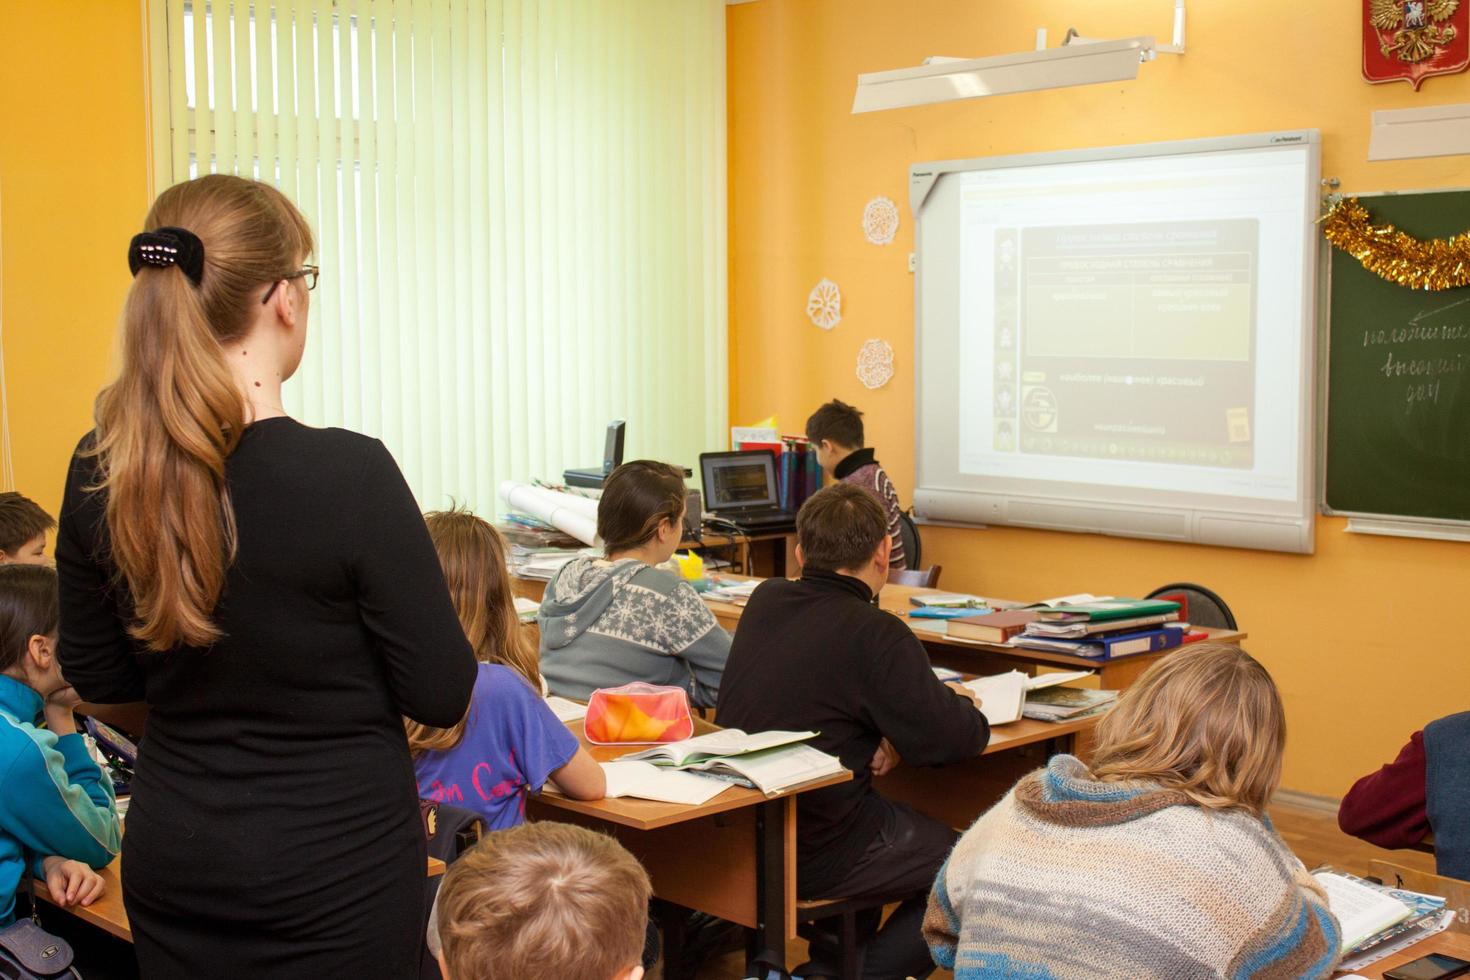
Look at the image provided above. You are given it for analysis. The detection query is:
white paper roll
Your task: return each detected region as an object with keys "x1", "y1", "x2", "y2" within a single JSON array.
[{"x1": 499, "y1": 482, "x2": 600, "y2": 546}]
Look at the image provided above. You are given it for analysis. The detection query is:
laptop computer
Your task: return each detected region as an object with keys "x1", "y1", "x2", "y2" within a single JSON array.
[{"x1": 699, "y1": 450, "x2": 799, "y2": 533}]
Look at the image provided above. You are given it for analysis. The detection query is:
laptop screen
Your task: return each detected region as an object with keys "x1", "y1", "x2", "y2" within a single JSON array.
[{"x1": 703, "y1": 453, "x2": 779, "y2": 510}]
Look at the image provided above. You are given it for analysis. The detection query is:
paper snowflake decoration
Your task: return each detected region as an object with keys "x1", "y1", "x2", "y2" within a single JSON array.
[
  {"x1": 806, "y1": 278, "x2": 843, "y2": 330},
  {"x1": 856, "y1": 339, "x2": 895, "y2": 389},
  {"x1": 862, "y1": 196, "x2": 900, "y2": 246}
]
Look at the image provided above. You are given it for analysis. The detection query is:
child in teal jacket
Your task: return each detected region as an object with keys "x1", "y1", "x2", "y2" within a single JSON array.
[{"x1": 0, "y1": 563, "x2": 120, "y2": 925}]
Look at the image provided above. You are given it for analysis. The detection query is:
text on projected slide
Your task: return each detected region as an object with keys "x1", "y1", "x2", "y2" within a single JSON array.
[{"x1": 989, "y1": 220, "x2": 1258, "y2": 470}]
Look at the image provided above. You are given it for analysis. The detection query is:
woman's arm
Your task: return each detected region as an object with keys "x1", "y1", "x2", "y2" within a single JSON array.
[
  {"x1": 546, "y1": 747, "x2": 606, "y2": 800},
  {"x1": 350, "y1": 440, "x2": 477, "y2": 728},
  {"x1": 55, "y1": 441, "x2": 146, "y2": 704}
]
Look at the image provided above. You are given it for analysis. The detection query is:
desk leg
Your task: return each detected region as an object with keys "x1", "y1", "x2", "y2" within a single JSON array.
[{"x1": 748, "y1": 797, "x2": 793, "y2": 976}]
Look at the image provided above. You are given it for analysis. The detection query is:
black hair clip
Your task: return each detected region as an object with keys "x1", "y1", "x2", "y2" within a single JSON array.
[{"x1": 127, "y1": 226, "x2": 206, "y2": 287}]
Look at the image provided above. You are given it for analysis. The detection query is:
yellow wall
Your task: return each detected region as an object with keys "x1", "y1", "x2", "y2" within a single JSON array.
[
  {"x1": 728, "y1": 0, "x2": 1470, "y2": 797},
  {"x1": 0, "y1": 2, "x2": 150, "y2": 518}
]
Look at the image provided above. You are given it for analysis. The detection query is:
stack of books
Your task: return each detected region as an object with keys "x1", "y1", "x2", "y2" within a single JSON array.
[
  {"x1": 496, "y1": 518, "x2": 583, "y2": 550},
  {"x1": 508, "y1": 545, "x2": 585, "y2": 581},
  {"x1": 1314, "y1": 870, "x2": 1454, "y2": 972},
  {"x1": 1011, "y1": 598, "x2": 1190, "y2": 660}
]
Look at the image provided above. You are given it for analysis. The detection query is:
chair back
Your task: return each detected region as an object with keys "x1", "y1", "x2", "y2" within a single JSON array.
[
  {"x1": 887, "y1": 565, "x2": 942, "y2": 589},
  {"x1": 1145, "y1": 582, "x2": 1237, "y2": 630},
  {"x1": 897, "y1": 511, "x2": 922, "y2": 569}
]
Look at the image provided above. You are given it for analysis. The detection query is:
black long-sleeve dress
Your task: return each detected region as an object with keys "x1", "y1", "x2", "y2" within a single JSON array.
[{"x1": 56, "y1": 418, "x2": 477, "y2": 979}]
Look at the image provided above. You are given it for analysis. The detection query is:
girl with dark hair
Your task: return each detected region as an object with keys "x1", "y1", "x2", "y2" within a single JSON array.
[
  {"x1": 538, "y1": 460, "x2": 730, "y2": 706},
  {"x1": 56, "y1": 174, "x2": 477, "y2": 978},
  {"x1": 0, "y1": 564, "x2": 118, "y2": 927}
]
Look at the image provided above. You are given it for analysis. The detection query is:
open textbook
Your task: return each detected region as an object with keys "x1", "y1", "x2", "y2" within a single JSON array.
[
  {"x1": 619, "y1": 729, "x2": 816, "y2": 766},
  {"x1": 618, "y1": 730, "x2": 845, "y2": 795}
]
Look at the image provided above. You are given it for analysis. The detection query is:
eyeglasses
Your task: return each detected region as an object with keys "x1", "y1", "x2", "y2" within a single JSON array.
[{"x1": 261, "y1": 264, "x2": 320, "y2": 304}]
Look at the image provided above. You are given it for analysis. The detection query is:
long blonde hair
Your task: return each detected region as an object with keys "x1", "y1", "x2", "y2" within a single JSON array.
[
  {"x1": 1089, "y1": 643, "x2": 1286, "y2": 815},
  {"x1": 406, "y1": 508, "x2": 541, "y2": 755},
  {"x1": 91, "y1": 175, "x2": 313, "y2": 651}
]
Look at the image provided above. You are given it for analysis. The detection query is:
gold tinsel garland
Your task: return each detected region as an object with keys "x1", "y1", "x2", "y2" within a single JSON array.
[{"x1": 1321, "y1": 197, "x2": 1470, "y2": 291}]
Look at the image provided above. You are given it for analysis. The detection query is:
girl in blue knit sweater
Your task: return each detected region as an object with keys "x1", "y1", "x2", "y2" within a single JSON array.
[{"x1": 0, "y1": 564, "x2": 120, "y2": 925}]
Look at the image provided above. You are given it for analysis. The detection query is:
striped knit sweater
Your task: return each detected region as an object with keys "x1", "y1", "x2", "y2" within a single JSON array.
[
  {"x1": 925, "y1": 755, "x2": 1341, "y2": 980},
  {"x1": 833, "y1": 447, "x2": 907, "y2": 570}
]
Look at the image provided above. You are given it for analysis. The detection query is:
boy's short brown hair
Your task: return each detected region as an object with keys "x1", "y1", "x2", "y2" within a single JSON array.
[
  {"x1": 804, "y1": 399, "x2": 864, "y2": 449},
  {"x1": 0, "y1": 493, "x2": 55, "y2": 555},
  {"x1": 796, "y1": 482, "x2": 888, "y2": 573},
  {"x1": 437, "y1": 822, "x2": 651, "y2": 980}
]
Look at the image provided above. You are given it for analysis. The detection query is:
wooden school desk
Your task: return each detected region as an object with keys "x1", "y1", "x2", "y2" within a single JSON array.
[
  {"x1": 31, "y1": 852, "x2": 448, "y2": 944},
  {"x1": 529, "y1": 716, "x2": 849, "y2": 979}
]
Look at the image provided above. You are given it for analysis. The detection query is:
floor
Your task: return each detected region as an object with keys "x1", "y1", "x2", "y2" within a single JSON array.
[{"x1": 690, "y1": 797, "x2": 1438, "y2": 980}]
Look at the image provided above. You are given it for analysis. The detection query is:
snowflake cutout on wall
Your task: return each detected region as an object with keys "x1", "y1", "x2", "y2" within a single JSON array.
[
  {"x1": 862, "y1": 196, "x2": 900, "y2": 245},
  {"x1": 806, "y1": 278, "x2": 843, "y2": 330},
  {"x1": 856, "y1": 339, "x2": 895, "y2": 389}
]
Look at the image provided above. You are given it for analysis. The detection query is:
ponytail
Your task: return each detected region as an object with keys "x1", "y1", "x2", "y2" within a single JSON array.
[{"x1": 91, "y1": 175, "x2": 314, "y2": 651}]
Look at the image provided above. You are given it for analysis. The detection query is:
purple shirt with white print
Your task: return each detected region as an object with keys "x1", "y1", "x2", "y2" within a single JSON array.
[{"x1": 413, "y1": 663, "x2": 578, "y2": 829}]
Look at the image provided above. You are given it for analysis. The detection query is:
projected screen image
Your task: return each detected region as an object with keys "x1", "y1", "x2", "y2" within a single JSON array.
[
  {"x1": 997, "y1": 219, "x2": 1258, "y2": 469},
  {"x1": 950, "y1": 145, "x2": 1310, "y2": 504}
]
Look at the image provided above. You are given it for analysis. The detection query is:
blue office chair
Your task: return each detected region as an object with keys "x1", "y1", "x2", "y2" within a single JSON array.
[{"x1": 1145, "y1": 582, "x2": 1237, "y2": 631}]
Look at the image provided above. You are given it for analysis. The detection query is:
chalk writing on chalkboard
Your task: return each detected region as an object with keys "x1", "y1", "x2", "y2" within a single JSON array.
[{"x1": 1359, "y1": 296, "x2": 1470, "y2": 414}]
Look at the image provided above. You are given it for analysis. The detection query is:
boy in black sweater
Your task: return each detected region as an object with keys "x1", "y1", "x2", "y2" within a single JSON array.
[{"x1": 716, "y1": 483, "x2": 989, "y2": 980}]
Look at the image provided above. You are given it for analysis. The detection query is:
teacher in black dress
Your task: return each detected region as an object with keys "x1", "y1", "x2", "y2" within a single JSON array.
[{"x1": 55, "y1": 174, "x2": 477, "y2": 978}]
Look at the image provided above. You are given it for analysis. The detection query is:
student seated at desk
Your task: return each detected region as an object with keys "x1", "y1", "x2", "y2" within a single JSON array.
[
  {"x1": 1338, "y1": 711, "x2": 1470, "y2": 880},
  {"x1": 409, "y1": 508, "x2": 604, "y2": 826},
  {"x1": 716, "y1": 482, "x2": 988, "y2": 980},
  {"x1": 0, "y1": 565, "x2": 119, "y2": 926},
  {"x1": 0, "y1": 492, "x2": 55, "y2": 565},
  {"x1": 431, "y1": 821, "x2": 651, "y2": 980},
  {"x1": 539, "y1": 461, "x2": 730, "y2": 707},
  {"x1": 806, "y1": 399, "x2": 907, "y2": 570},
  {"x1": 926, "y1": 644, "x2": 1341, "y2": 980}
]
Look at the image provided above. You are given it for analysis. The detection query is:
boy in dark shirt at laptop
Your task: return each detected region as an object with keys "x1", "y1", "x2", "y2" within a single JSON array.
[
  {"x1": 805, "y1": 399, "x2": 908, "y2": 569},
  {"x1": 716, "y1": 482, "x2": 989, "y2": 979}
]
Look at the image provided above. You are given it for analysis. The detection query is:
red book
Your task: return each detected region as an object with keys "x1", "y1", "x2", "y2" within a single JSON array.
[{"x1": 947, "y1": 610, "x2": 1039, "y2": 644}]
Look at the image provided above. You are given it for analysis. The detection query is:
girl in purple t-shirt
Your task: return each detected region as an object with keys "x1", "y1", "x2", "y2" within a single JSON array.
[{"x1": 407, "y1": 509, "x2": 603, "y2": 828}]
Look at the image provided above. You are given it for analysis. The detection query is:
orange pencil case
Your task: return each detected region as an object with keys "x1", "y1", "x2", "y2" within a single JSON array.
[{"x1": 584, "y1": 682, "x2": 694, "y2": 745}]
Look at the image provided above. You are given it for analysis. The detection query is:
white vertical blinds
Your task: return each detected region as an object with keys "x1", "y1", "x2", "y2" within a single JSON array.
[{"x1": 149, "y1": 0, "x2": 728, "y2": 512}]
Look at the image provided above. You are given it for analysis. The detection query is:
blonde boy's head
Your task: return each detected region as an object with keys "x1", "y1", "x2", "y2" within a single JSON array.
[{"x1": 436, "y1": 822, "x2": 651, "y2": 980}]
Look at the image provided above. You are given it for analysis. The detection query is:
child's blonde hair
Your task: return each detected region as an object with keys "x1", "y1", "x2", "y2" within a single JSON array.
[
  {"x1": 1089, "y1": 643, "x2": 1286, "y2": 815},
  {"x1": 406, "y1": 507, "x2": 541, "y2": 756},
  {"x1": 436, "y1": 821, "x2": 650, "y2": 980}
]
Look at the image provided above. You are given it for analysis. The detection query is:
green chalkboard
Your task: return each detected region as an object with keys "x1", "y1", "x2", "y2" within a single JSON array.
[{"x1": 1324, "y1": 190, "x2": 1470, "y2": 523}]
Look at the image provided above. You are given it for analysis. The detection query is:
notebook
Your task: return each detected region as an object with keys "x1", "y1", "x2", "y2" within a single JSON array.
[{"x1": 597, "y1": 762, "x2": 730, "y2": 805}]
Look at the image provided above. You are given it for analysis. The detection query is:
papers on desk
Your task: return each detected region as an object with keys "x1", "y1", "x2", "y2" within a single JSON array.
[
  {"x1": 1315, "y1": 869, "x2": 1448, "y2": 957},
  {"x1": 618, "y1": 731, "x2": 842, "y2": 796},
  {"x1": 514, "y1": 553, "x2": 580, "y2": 581},
  {"x1": 960, "y1": 670, "x2": 1095, "y2": 725},
  {"x1": 619, "y1": 728, "x2": 816, "y2": 767},
  {"x1": 703, "y1": 579, "x2": 761, "y2": 604},
  {"x1": 544, "y1": 696, "x2": 588, "y2": 723},
  {"x1": 599, "y1": 761, "x2": 730, "y2": 805}
]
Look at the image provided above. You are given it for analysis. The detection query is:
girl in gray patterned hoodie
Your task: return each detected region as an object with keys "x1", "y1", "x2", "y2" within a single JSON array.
[{"x1": 539, "y1": 461, "x2": 730, "y2": 707}]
